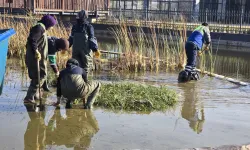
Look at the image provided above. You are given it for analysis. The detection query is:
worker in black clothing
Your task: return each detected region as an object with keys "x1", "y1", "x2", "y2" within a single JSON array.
[
  {"x1": 68, "y1": 10, "x2": 100, "y2": 78},
  {"x1": 24, "y1": 15, "x2": 57, "y2": 103}
]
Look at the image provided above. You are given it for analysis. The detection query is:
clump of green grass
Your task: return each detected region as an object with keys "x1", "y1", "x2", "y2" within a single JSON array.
[{"x1": 95, "y1": 82, "x2": 178, "y2": 111}]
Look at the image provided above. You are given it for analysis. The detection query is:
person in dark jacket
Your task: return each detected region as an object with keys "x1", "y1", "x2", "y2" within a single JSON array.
[
  {"x1": 24, "y1": 15, "x2": 57, "y2": 103},
  {"x1": 68, "y1": 10, "x2": 101, "y2": 78},
  {"x1": 42, "y1": 36, "x2": 70, "y2": 92},
  {"x1": 178, "y1": 22, "x2": 211, "y2": 82},
  {"x1": 54, "y1": 58, "x2": 101, "y2": 109}
]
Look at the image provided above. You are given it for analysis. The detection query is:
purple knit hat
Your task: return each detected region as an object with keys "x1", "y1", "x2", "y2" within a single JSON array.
[{"x1": 40, "y1": 15, "x2": 57, "y2": 29}]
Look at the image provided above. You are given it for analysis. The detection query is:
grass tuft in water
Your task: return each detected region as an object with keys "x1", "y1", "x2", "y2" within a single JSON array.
[{"x1": 95, "y1": 82, "x2": 177, "y2": 111}]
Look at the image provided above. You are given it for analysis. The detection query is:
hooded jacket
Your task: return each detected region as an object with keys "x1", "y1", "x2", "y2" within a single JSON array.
[{"x1": 57, "y1": 59, "x2": 87, "y2": 99}]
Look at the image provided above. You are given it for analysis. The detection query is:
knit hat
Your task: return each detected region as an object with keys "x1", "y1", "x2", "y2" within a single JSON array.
[
  {"x1": 66, "y1": 58, "x2": 79, "y2": 68},
  {"x1": 202, "y1": 22, "x2": 208, "y2": 26},
  {"x1": 40, "y1": 15, "x2": 57, "y2": 30},
  {"x1": 76, "y1": 10, "x2": 88, "y2": 20},
  {"x1": 56, "y1": 38, "x2": 69, "y2": 50}
]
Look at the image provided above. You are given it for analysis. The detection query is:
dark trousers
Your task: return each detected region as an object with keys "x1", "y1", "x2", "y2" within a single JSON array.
[{"x1": 185, "y1": 42, "x2": 199, "y2": 67}]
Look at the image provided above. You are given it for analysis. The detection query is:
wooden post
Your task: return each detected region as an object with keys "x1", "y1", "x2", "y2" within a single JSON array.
[
  {"x1": 8, "y1": 2, "x2": 11, "y2": 14},
  {"x1": 24, "y1": 0, "x2": 27, "y2": 10},
  {"x1": 86, "y1": 0, "x2": 89, "y2": 11},
  {"x1": 105, "y1": 0, "x2": 110, "y2": 10},
  {"x1": 33, "y1": 0, "x2": 36, "y2": 13},
  {"x1": 3, "y1": 0, "x2": 5, "y2": 14},
  {"x1": 62, "y1": 0, "x2": 64, "y2": 12}
]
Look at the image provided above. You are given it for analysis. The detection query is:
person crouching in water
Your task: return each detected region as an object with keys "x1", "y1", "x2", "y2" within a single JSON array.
[
  {"x1": 178, "y1": 22, "x2": 211, "y2": 83},
  {"x1": 68, "y1": 9, "x2": 101, "y2": 79},
  {"x1": 24, "y1": 15, "x2": 57, "y2": 103},
  {"x1": 54, "y1": 58, "x2": 101, "y2": 109},
  {"x1": 42, "y1": 36, "x2": 70, "y2": 92}
]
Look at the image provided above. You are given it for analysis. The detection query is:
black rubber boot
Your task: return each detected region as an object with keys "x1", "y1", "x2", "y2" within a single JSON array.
[
  {"x1": 83, "y1": 104, "x2": 92, "y2": 109},
  {"x1": 42, "y1": 80, "x2": 51, "y2": 92},
  {"x1": 66, "y1": 101, "x2": 72, "y2": 109}
]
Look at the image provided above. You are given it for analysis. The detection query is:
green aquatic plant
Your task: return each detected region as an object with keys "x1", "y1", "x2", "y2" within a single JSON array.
[{"x1": 95, "y1": 82, "x2": 178, "y2": 111}]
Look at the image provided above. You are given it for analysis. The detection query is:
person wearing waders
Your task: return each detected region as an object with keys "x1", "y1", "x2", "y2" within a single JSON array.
[
  {"x1": 68, "y1": 10, "x2": 101, "y2": 78},
  {"x1": 42, "y1": 37, "x2": 70, "y2": 92},
  {"x1": 178, "y1": 22, "x2": 211, "y2": 82},
  {"x1": 23, "y1": 15, "x2": 57, "y2": 103},
  {"x1": 53, "y1": 58, "x2": 101, "y2": 109}
]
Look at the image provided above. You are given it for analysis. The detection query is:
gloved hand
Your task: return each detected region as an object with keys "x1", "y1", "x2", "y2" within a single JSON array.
[
  {"x1": 94, "y1": 50, "x2": 101, "y2": 58},
  {"x1": 204, "y1": 44, "x2": 210, "y2": 51},
  {"x1": 198, "y1": 51, "x2": 203, "y2": 57},
  {"x1": 35, "y1": 50, "x2": 41, "y2": 61}
]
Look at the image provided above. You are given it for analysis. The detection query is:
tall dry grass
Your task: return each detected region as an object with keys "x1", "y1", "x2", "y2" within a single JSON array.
[
  {"x1": 0, "y1": 14, "x2": 212, "y2": 73},
  {"x1": 110, "y1": 18, "x2": 188, "y2": 72},
  {"x1": 0, "y1": 14, "x2": 71, "y2": 69}
]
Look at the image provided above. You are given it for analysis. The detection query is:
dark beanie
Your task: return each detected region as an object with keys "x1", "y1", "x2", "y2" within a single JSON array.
[
  {"x1": 56, "y1": 38, "x2": 69, "y2": 50},
  {"x1": 76, "y1": 10, "x2": 88, "y2": 20},
  {"x1": 202, "y1": 22, "x2": 208, "y2": 26},
  {"x1": 66, "y1": 58, "x2": 79, "y2": 68},
  {"x1": 40, "y1": 15, "x2": 57, "y2": 30}
]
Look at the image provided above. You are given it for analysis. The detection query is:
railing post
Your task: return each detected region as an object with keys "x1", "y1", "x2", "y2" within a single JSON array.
[
  {"x1": 62, "y1": 0, "x2": 64, "y2": 12},
  {"x1": 240, "y1": 4, "x2": 243, "y2": 33},
  {"x1": 106, "y1": 0, "x2": 110, "y2": 10},
  {"x1": 119, "y1": 0, "x2": 121, "y2": 22},
  {"x1": 24, "y1": 0, "x2": 27, "y2": 10},
  {"x1": 33, "y1": 0, "x2": 36, "y2": 13},
  {"x1": 205, "y1": 8, "x2": 208, "y2": 22},
  {"x1": 95, "y1": 5, "x2": 98, "y2": 22}
]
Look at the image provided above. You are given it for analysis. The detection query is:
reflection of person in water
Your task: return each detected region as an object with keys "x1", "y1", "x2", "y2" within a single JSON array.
[
  {"x1": 180, "y1": 82, "x2": 205, "y2": 134},
  {"x1": 24, "y1": 104, "x2": 46, "y2": 150},
  {"x1": 24, "y1": 104, "x2": 99, "y2": 150}
]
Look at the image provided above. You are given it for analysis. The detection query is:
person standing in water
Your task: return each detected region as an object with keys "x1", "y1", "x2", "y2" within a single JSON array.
[
  {"x1": 68, "y1": 10, "x2": 101, "y2": 79},
  {"x1": 178, "y1": 22, "x2": 211, "y2": 82},
  {"x1": 24, "y1": 15, "x2": 57, "y2": 103}
]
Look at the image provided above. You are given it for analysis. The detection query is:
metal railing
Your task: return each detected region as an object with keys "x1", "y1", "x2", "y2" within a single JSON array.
[
  {"x1": 94, "y1": 0, "x2": 250, "y2": 34},
  {"x1": 108, "y1": 0, "x2": 250, "y2": 23}
]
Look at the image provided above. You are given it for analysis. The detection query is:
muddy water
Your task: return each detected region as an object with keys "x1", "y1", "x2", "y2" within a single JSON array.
[{"x1": 0, "y1": 57, "x2": 250, "y2": 150}]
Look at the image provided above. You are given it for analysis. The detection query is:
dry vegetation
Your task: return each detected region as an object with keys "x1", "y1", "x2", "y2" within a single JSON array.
[{"x1": 0, "y1": 15, "x2": 212, "y2": 73}]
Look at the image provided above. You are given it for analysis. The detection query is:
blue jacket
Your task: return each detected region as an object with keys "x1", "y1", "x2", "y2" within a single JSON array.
[{"x1": 187, "y1": 25, "x2": 211, "y2": 50}]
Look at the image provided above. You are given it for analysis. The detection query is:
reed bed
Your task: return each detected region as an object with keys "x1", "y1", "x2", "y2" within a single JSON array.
[
  {"x1": 0, "y1": 14, "x2": 71, "y2": 69},
  {"x1": 109, "y1": 17, "x2": 192, "y2": 72},
  {"x1": 0, "y1": 15, "x2": 213, "y2": 73}
]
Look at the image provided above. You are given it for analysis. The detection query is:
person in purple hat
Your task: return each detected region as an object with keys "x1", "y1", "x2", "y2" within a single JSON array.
[{"x1": 24, "y1": 15, "x2": 57, "y2": 103}]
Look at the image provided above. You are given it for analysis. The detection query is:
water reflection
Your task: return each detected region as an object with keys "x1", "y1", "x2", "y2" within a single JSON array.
[
  {"x1": 24, "y1": 104, "x2": 99, "y2": 150},
  {"x1": 179, "y1": 82, "x2": 205, "y2": 134}
]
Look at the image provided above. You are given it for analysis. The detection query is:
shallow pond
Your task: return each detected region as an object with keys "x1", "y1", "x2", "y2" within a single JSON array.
[{"x1": 0, "y1": 54, "x2": 250, "y2": 150}]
